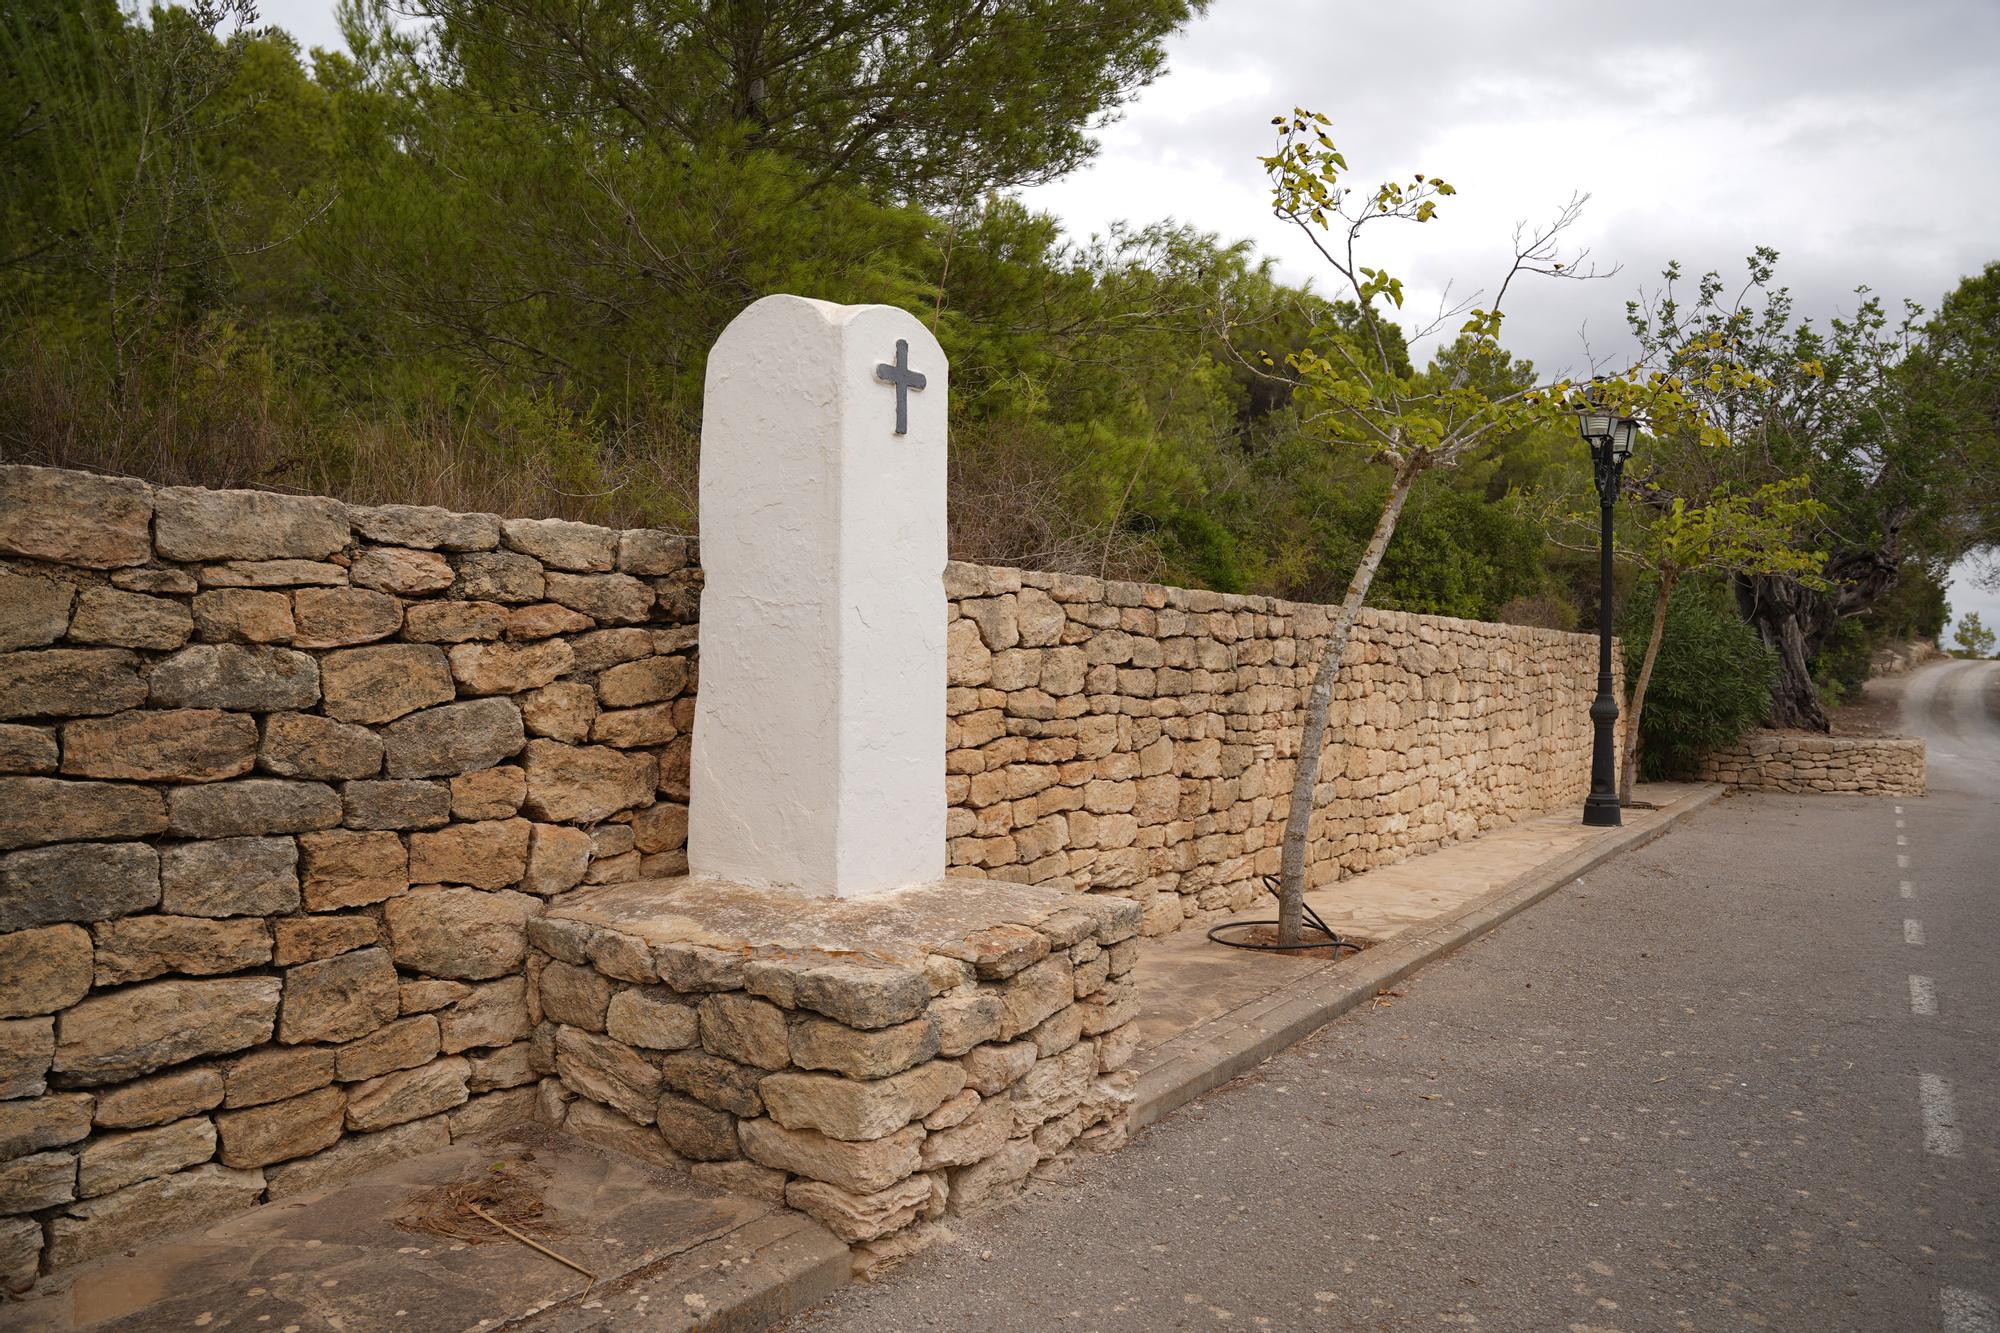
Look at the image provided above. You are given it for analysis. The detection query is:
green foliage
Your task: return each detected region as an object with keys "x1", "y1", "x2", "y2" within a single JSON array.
[
  {"x1": 1621, "y1": 580, "x2": 1777, "y2": 778},
  {"x1": 1955, "y1": 612, "x2": 1996, "y2": 658}
]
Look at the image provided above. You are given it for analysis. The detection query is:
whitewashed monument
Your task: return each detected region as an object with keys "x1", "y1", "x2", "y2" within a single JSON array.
[{"x1": 687, "y1": 295, "x2": 949, "y2": 898}]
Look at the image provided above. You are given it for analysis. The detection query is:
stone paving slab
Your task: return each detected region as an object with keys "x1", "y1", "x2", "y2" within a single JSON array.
[{"x1": 0, "y1": 1124, "x2": 846, "y2": 1332}]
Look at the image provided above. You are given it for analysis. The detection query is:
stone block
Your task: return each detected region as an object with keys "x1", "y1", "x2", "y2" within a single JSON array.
[
  {"x1": 260, "y1": 712, "x2": 384, "y2": 779},
  {"x1": 54, "y1": 977, "x2": 278, "y2": 1085},
  {"x1": 155, "y1": 487, "x2": 347, "y2": 562},
  {"x1": 615, "y1": 529, "x2": 690, "y2": 575},
  {"x1": 520, "y1": 682, "x2": 597, "y2": 743},
  {"x1": 0, "y1": 1018, "x2": 52, "y2": 1099},
  {"x1": 162, "y1": 836, "x2": 300, "y2": 920},
  {"x1": 408, "y1": 818, "x2": 531, "y2": 889},
  {"x1": 659, "y1": 1050, "x2": 764, "y2": 1117},
  {"x1": 788, "y1": 1014, "x2": 938, "y2": 1079},
  {"x1": 995, "y1": 956, "x2": 1075, "y2": 1040},
  {"x1": 918, "y1": 1092, "x2": 1011, "y2": 1169},
  {"x1": 0, "y1": 724, "x2": 57, "y2": 774},
  {"x1": 404, "y1": 601, "x2": 508, "y2": 643},
  {"x1": 341, "y1": 780, "x2": 450, "y2": 831},
  {"x1": 760, "y1": 1060, "x2": 965, "y2": 1142},
  {"x1": 537, "y1": 960, "x2": 613, "y2": 1030},
  {"x1": 467, "y1": 1042, "x2": 534, "y2": 1092},
  {"x1": 791, "y1": 962, "x2": 930, "y2": 1031},
  {"x1": 350, "y1": 547, "x2": 455, "y2": 595},
  {"x1": 786, "y1": 1174, "x2": 931, "y2": 1244},
  {"x1": 320, "y1": 644, "x2": 454, "y2": 724},
  {"x1": 214, "y1": 1084, "x2": 346, "y2": 1169},
  {"x1": 591, "y1": 702, "x2": 678, "y2": 748},
  {"x1": 0, "y1": 570, "x2": 74, "y2": 652},
  {"x1": 149, "y1": 644, "x2": 319, "y2": 711},
  {"x1": 385, "y1": 887, "x2": 536, "y2": 980},
  {"x1": 263, "y1": 1114, "x2": 448, "y2": 1200},
  {"x1": 0, "y1": 923, "x2": 93, "y2": 1017},
  {"x1": 299, "y1": 829, "x2": 407, "y2": 909},
  {"x1": 0, "y1": 784, "x2": 167, "y2": 854},
  {"x1": 438, "y1": 977, "x2": 529, "y2": 1053},
  {"x1": 448, "y1": 640, "x2": 574, "y2": 695},
  {"x1": 400, "y1": 978, "x2": 472, "y2": 1015},
  {"x1": 1009, "y1": 1044, "x2": 1095, "y2": 1129},
  {"x1": 78, "y1": 1115, "x2": 218, "y2": 1196},
  {"x1": 196, "y1": 560, "x2": 345, "y2": 588},
  {"x1": 0, "y1": 647, "x2": 149, "y2": 719},
  {"x1": 381, "y1": 698, "x2": 525, "y2": 779},
  {"x1": 450, "y1": 766, "x2": 526, "y2": 820},
  {"x1": 947, "y1": 1136, "x2": 1036, "y2": 1215},
  {"x1": 47, "y1": 1164, "x2": 268, "y2": 1268},
  {"x1": 0, "y1": 1148, "x2": 76, "y2": 1212},
  {"x1": 931, "y1": 991, "x2": 1002, "y2": 1057},
  {"x1": 958, "y1": 1040, "x2": 1036, "y2": 1096},
  {"x1": 168, "y1": 778, "x2": 339, "y2": 838},
  {"x1": 605, "y1": 988, "x2": 699, "y2": 1050},
  {"x1": 598, "y1": 657, "x2": 688, "y2": 709},
  {"x1": 335, "y1": 1014, "x2": 440, "y2": 1081},
  {"x1": 224, "y1": 1045, "x2": 336, "y2": 1109},
  {"x1": 562, "y1": 1098, "x2": 678, "y2": 1169},
  {"x1": 554, "y1": 1027, "x2": 660, "y2": 1123},
  {"x1": 501, "y1": 517, "x2": 616, "y2": 572},
  {"x1": 504, "y1": 602, "x2": 592, "y2": 640},
  {"x1": 68, "y1": 588, "x2": 192, "y2": 650},
  {"x1": 739, "y1": 1118, "x2": 921, "y2": 1195},
  {"x1": 92, "y1": 914, "x2": 273, "y2": 985},
  {"x1": 630, "y1": 802, "x2": 689, "y2": 855},
  {"x1": 0, "y1": 465, "x2": 151, "y2": 568},
  {"x1": 698, "y1": 993, "x2": 790, "y2": 1070},
  {"x1": 0, "y1": 1092, "x2": 91, "y2": 1158},
  {"x1": 655, "y1": 1091, "x2": 737, "y2": 1161},
  {"x1": 520, "y1": 739, "x2": 654, "y2": 823},
  {"x1": 345, "y1": 1057, "x2": 469, "y2": 1131},
  {"x1": 950, "y1": 923, "x2": 1050, "y2": 980},
  {"x1": 279, "y1": 946, "x2": 401, "y2": 1045},
  {"x1": 350, "y1": 504, "x2": 500, "y2": 552},
  {"x1": 191, "y1": 588, "x2": 295, "y2": 643},
  {"x1": 91, "y1": 1066, "x2": 224, "y2": 1130}
]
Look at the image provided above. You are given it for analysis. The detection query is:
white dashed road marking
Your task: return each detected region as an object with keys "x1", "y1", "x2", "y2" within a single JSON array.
[
  {"x1": 1901, "y1": 880, "x2": 1916, "y2": 899},
  {"x1": 1899, "y1": 854, "x2": 1911, "y2": 868},
  {"x1": 1898, "y1": 835, "x2": 1908, "y2": 846},
  {"x1": 1943, "y1": 1285, "x2": 1999, "y2": 1333},
  {"x1": 1921, "y1": 1074, "x2": 1964, "y2": 1158},
  {"x1": 1909, "y1": 975, "x2": 1938, "y2": 1017},
  {"x1": 1905, "y1": 919, "x2": 1926, "y2": 946}
]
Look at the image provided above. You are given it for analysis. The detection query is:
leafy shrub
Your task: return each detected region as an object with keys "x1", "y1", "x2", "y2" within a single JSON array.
[{"x1": 1621, "y1": 579, "x2": 1776, "y2": 778}]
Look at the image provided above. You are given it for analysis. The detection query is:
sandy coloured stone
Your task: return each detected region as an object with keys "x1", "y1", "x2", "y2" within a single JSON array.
[
  {"x1": 291, "y1": 587, "x2": 403, "y2": 649},
  {"x1": 46, "y1": 1163, "x2": 266, "y2": 1267},
  {"x1": 545, "y1": 571, "x2": 653, "y2": 623},
  {"x1": 1015, "y1": 589, "x2": 1065, "y2": 647},
  {"x1": 0, "y1": 838, "x2": 161, "y2": 925},
  {"x1": 591, "y1": 702, "x2": 678, "y2": 748},
  {"x1": 0, "y1": 923, "x2": 93, "y2": 1018},
  {"x1": 195, "y1": 560, "x2": 346, "y2": 588},
  {"x1": 555, "y1": 1027, "x2": 660, "y2": 1123},
  {"x1": 279, "y1": 946, "x2": 400, "y2": 1045},
  {"x1": 350, "y1": 504, "x2": 500, "y2": 552},
  {"x1": 403, "y1": 600, "x2": 507, "y2": 643},
  {"x1": 454, "y1": 551, "x2": 546, "y2": 603},
  {"x1": 568, "y1": 627, "x2": 653, "y2": 672},
  {"x1": 501, "y1": 517, "x2": 616, "y2": 572},
  {"x1": 331, "y1": 1014, "x2": 440, "y2": 1083},
  {"x1": 449, "y1": 766, "x2": 526, "y2": 820},
  {"x1": 786, "y1": 1174, "x2": 932, "y2": 1244},
  {"x1": 156, "y1": 837, "x2": 297, "y2": 919},
  {"x1": 350, "y1": 547, "x2": 454, "y2": 595},
  {"x1": 1008, "y1": 1043, "x2": 1094, "y2": 1130},
  {"x1": 615, "y1": 529, "x2": 691, "y2": 575},
  {"x1": 958, "y1": 1040, "x2": 1036, "y2": 1096},
  {"x1": 0, "y1": 1018, "x2": 53, "y2": 1099},
  {"x1": 223, "y1": 1045, "x2": 335, "y2": 1109},
  {"x1": 78, "y1": 1115, "x2": 218, "y2": 1196},
  {"x1": 1028, "y1": 1004, "x2": 1084, "y2": 1058},
  {"x1": 0, "y1": 571, "x2": 73, "y2": 652},
  {"x1": 110, "y1": 567, "x2": 197, "y2": 595},
  {"x1": 341, "y1": 779, "x2": 450, "y2": 830},
  {"x1": 67, "y1": 588, "x2": 191, "y2": 650},
  {"x1": 0, "y1": 466, "x2": 151, "y2": 568},
  {"x1": 447, "y1": 639, "x2": 573, "y2": 696},
  {"x1": 400, "y1": 977, "x2": 472, "y2": 1015},
  {"x1": 559, "y1": 1098, "x2": 677, "y2": 1169},
  {"x1": 520, "y1": 681, "x2": 596, "y2": 742},
  {"x1": 596, "y1": 657, "x2": 689, "y2": 709},
  {"x1": 930, "y1": 991, "x2": 1003, "y2": 1058},
  {"x1": 0, "y1": 647, "x2": 149, "y2": 719},
  {"x1": 437, "y1": 977, "x2": 529, "y2": 1053},
  {"x1": 0, "y1": 1092, "x2": 92, "y2": 1159},
  {"x1": 465, "y1": 1043, "x2": 534, "y2": 1094},
  {"x1": 256, "y1": 712, "x2": 381, "y2": 781},
  {"x1": 520, "y1": 822, "x2": 590, "y2": 896},
  {"x1": 923, "y1": 1087, "x2": 979, "y2": 1131},
  {"x1": 948, "y1": 923, "x2": 1050, "y2": 980},
  {"x1": 91, "y1": 1066, "x2": 225, "y2": 1130},
  {"x1": 760, "y1": 1060, "x2": 966, "y2": 1142},
  {"x1": 791, "y1": 962, "x2": 931, "y2": 1031},
  {"x1": 995, "y1": 955, "x2": 1075, "y2": 1040},
  {"x1": 605, "y1": 988, "x2": 699, "y2": 1051},
  {"x1": 788, "y1": 1014, "x2": 939, "y2": 1080},
  {"x1": 382, "y1": 698, "x2": 525, "y2": 778},
  {"x1": 655, "y1": 1091, "x2": 737, "y2": 1161},
  {"x1": 630, "y1": 801, "x2": 689, "y2": 855},
  {"x1": 149, "y1": 644, "x2": 320, "y2": 711},
  {"x1": 0, "y1": 1149, "x2": 77, "y2": 1212},
  {"x1": 191, "y1": 588, "x2": 295, "y2": 643},
  {"x1": 384, "y1": 887, "x2": 536, "y2": 980},
  {"x1": 319, "y1": 643, "x2": 454, "y2": 724},
  {"x1": 155, "y1": 487, "x2": 348, "y2": 562},
  {"x1": 405, "y1": 817, "x2": 531, "y2": 890},
  {"x1": 738, "y1": 1118, "x2": 922, "y2": 1195},
  {"x1": 697, "y1": 993, "x2": 790, "y2": 1071},
  {"x1": 653, "y1": 942, "x2": 746, "y2": 993},
  {"x1": 654, "y1": 1050, "x2": 760, "y2": 1118},
  {"x1": 946, "y1": 1135, "x2": 1036, "y2": 1215},
  {"x1": 55, "y1": 977, "x2": 279, "y2": 1085},
  {"x1": 211, "y1": 1086, "x2": 342, "y2": 1169},
  {"x1": 690, "y1": 1159, "x2": 788, "y2": 1203},
  {"x1": 62, "y1": 709, "x2": 258, "y2": 783},
  {"x1": 92, "y1": 914, "x2": 273, "y2": 986},
  {"x1": 0, "y1": 724, "x2": 56, "y2": 774},
  {"x1": 263, "y1": 1114, "x2": 448, "y2": 1200},
  {"x1": 1, "y1": 1214, "x2": 38, "y2": 1289},
  {"x1": 343, "y1": 1057, "x2": 469, "y2": 1131},
  {"x1": 520, "y1": 739, "x2": 654, "y2": 823},
  {"x1": 536, "y1": 960, "x2": 612, "y2": 1031},
  {"x1": 170, "y1": 778, "x2": 340, "y2": 838},
  {"x1": 503, "y1": 602, "x2": 593, "y2": 640}
]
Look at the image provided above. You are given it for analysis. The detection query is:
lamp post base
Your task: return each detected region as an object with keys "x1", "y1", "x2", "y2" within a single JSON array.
[{"x1": 1582, "y1": 791, "x2": 1623, "y2": 827}]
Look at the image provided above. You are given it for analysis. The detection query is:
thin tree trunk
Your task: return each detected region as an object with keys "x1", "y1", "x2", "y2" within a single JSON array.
[
  {"x1": 1620, "y1": 575, "x2": 1672, "y2": 803},
  {"x1": 1276, "y1": 460, "x2": 1417, "y2": 945}
]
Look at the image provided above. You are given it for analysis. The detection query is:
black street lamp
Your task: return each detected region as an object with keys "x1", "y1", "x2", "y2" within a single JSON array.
[{"x1": 1576, "y1": 385, "x2": 1638, "y2": 827}]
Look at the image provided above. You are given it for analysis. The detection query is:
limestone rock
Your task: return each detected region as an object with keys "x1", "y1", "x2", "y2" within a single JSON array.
[
  {"x1": 350, "y1": 503, "x2": 500, "y2": 552},
  {"x1": 383, "y1": 698, "x2": 525, "y2": 778},
  {"x1": 615, "y1": 529, "x2": 690, "y2": 575},
  {"x1": 590, "y1": 702, "x2": 678, "y2": 748},
  {"x1": 788, "y1": 1014, "x2": 938, "y2": 1080},
  {"x1": 263, "y1": 1114, "x2": 447, "y2": 1200},
  {"x1": 261, "y1": 712, "x2": 384, "y2": 780},
  {"x1": 341, "y1": 779, "x2": 450, "y2": 830},
  {"x1": 448, "y1": 766, "x2": 526, "y2": 821},
  {"x1": 447, "y1": 639, "x2": 573, "y2": 696},
  {"x1": 278, "y1": 946, "x2": 401, "y2": 1044},
  {"x1": 520, "y1": 739, "x2": 654, "y2": 823},
  {"x1": 350, "y1": 547, "x2": 454, "y2": 595},
  {"x1": 950, "y1": 923, "x2": 1050, "y2": 980},
  {"x1": 454, "y1": 550, "x2": 546, "y2": 603},
  {"x1": 605, "y1": 988, "x2": 699, "y2": 1050},
  {"x1": 0, "y1": 724, "x2": 57, "y2": 774},
  {"x1": 0, "y1": 570, "x2": 73, "y2": 651},
  {"x1": 958, "y1": 1040, "x2": 1036, "y2": 1096},
  {"x1": 1009, "y1": 1044, "x2": 1095, "y2": 1129},
  {"x1": 0, "y1": 838, "x2": 161, "y2": 923},
  {"x1": 78, "y1": 1115, "x2": 218, "y2": 1195},
  {"x1": 170, "y1": 778, "x2": 340, "y2": 838},
  {"x1": 55, "y1": 977, "x2": 278, "y2": 1084},
  {"x1": 404, "y1": 601, "x2": 507, "y2": 643},
  {"x1": 0, "y1": 1092, "x2": 91, "y2": 1158},
  {"x1": 299, "y1": 829, "x2": 407, "y2": 910},
  {"x1": 630, "y1": 802, "x2": 689, "y2": 855},
  {"x1": 792, "y1": 962, "x2": 930, "y2": 1031},
  {"x1": 946, "y1": 1136, "x2": 1036, "y2": 1214},
  {"x1": 408, "y1": 817, "x2": 531, "y2": 889},
  {"x1": 918, "y1": 1092, "x2": 1011, "y2": 1168},
  {"x1": 760, "y1": 1061, "x2": 965, "y2": 1142},
  {"x1": 738, "y1": 1118, "x2": 921, "y2": 1194},
  {"x1": 0, "y1": 1019, "x2": 53, "y2": 1100},
  {"x1": 438, "y1": 977, "x2": 529, "y2": 1053},
  {"x1": 501, "y1": 517, "x2": 616, "y2": 572},
  {"x1": 0, "y1": 647, "x2": 149, "y2": 718},
  {"x1": 554, "y1": 1027, "x2": 659, "y2": 1123},
  {"x1": 0, "y1": 923, "x2": 93, "y2": 1017},
  {"x1": 0, "y1": 1214, "x2": 38, "y2": 1290},
  {"x1": 63, "y1": 709, "x2": 258, "y2": 784},
  {"x1": 149, "y1": 644, "x2": 320, "y2": 711},
  {"x1": 0, "y1": 1149, "x2": 77, "y2": 1212},
  {"x1": 996, "y1": 956, "x2": 1074, "y2": 1040},
  {"x1": 597, "y1": 656, "x2": 688, "y2": 708},
  {"x1": 67, "y1": 588, "x2": 192, "y2": 650},
  {"x1": 224, "y1": 1045, "x2": 335, "y2": 1109},
  {"x1": 47, "y1": 1164, "x2": 268, "y2": 1268},
  {"x1": 271, "y1": 913, "x2": 383, "y2": 965},
  {"x1": 504, "y1": 602, "x2": 592, "y2": 640},
  {"x1": 399, "y1": 978, "x2": 472, "y2": 1015},
  {"x1": 659, "y1": 1050, "x2": 764, "y2": 1117},
  {"x1": 384, "y1": 887, "x2": 536, "y2": 980},
  {"x1": 155, "y1": 486, "x2": 346, "y2": 561},
  {"x1": 214, "y1": 1086, "x2": 344, "y2": 1168},
  {"x1": 786, "y1": 1174, "x2": 931, "y2": 1244},
  {"x1": 92, "y1": 914, "x2": 273, "y2": 985},
  {"x1": 157, "y1": 838, "x2": 294, "y2": 920},
  {"x1": 320, "y1": 644, "x2": 454, "y2": 724},
  {"x1": 0, "y1": 465, "x2": 151, "y2": 568},
  {"x1": 546, "y1": 571, "x2": 653, "y2": 623},
  {"x1": 196, "y1": 559, "x2": 345, "y2": 588},
  {"x1": 537, "y1": 960, "x2": 613, "y2": 1030},
  {"x1": 91, "y1": 1066, "x2": 224, "y2": 1130},
  {"x1": 698, "y1": 993, "x2": 790, "y2": 1070},
  {"x1": 110, "y1": 567, "x2": 198, "y2": 595},
  {"x1": 191, "y1": 588, "x2": 295, "y2": 643},
  {"x1": 655, "y1": 1091, "x2": 737, "y2": 1161},
  {"x1": 520, "y1": 682, "x2": 596, "y2": 742},
  {"x1": 345, "y1": 1057, "x2": 469, "y2": 1131},
  {"x1": 931, "y1": 991, "x2": 1002, "y2": 1057}
]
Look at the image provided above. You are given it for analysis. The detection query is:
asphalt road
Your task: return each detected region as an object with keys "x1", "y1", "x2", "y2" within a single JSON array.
[{"x1": 791, "y1": 658, "x2": 2000, "y2": 1333}]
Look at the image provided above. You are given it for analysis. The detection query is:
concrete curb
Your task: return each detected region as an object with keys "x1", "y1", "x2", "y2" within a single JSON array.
[{"x1": 1131, "y1": 783, "x2": 1728, "y2": 1129}]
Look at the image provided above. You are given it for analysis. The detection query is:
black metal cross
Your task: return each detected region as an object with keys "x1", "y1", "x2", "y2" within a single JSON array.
[{"x1": 874, "y1": 339, "x2": 927, "y2": 436}]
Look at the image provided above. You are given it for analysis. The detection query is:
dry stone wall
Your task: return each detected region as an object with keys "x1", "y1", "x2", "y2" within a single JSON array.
[
  {"x1": 0, "y1": 465, "x2": 698, "y2": 1289},
  {"x1": 1694, "y1": 733, "x2": 1924, "y2": 795}
]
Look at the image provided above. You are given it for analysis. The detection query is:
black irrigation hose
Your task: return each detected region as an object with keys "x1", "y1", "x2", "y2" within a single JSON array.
[{"x1": 1205, "y1": 874, "x2": 1364, "y2": 956}]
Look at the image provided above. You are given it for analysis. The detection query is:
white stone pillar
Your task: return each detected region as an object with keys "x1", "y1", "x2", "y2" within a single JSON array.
[{"x1": 688, "y1": 295, "x2": 948, "y2": 898}]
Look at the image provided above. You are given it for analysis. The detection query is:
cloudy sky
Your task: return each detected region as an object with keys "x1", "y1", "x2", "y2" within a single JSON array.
[{"x1": 267, "y1": 0, "x2": 2000, "y2": 638}]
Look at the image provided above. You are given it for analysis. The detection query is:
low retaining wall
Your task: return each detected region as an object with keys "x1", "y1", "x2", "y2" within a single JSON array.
[{"x1": 1694, "y1": 733, "x2": 1925, "y2": 795}]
